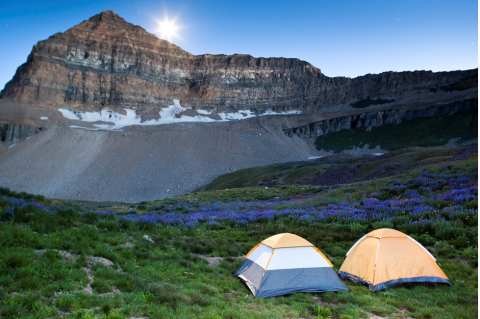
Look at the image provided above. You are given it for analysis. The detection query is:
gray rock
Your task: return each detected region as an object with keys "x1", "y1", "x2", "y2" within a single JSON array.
[{"x1": 143, "y1": 235, "x2": 154, "y2": 243}]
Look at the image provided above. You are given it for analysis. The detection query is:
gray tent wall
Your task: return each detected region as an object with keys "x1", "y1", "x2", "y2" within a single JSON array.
[{"x1": 234, "y1": 257, "x2": 349, "y2": 298}]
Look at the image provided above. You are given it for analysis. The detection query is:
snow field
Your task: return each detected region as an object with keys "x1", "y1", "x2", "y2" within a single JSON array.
[{"x1": 58, "y1": 99, "x2": 302, "y2": 131}]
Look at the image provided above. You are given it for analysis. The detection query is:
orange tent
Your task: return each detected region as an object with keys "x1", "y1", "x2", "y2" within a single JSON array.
[{"x1": 338, "y1": 229, "x2": 452, "y2": 292}]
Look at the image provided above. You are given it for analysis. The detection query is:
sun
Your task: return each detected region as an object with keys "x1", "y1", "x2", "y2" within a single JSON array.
[{"x1": 157, "y1": 17, "x2": 179, "y2": 41}]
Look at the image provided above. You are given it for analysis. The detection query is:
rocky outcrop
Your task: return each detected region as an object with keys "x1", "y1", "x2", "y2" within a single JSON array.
[
  {"x1": 0, "y1": 123, "x2": 45, "y2": 148},
  {"x1": 0, "y1": 11, "x2": 477, "y2": 114},
  {"x1": 283, "y1": 98, "x2": 477, "y2": 139}
]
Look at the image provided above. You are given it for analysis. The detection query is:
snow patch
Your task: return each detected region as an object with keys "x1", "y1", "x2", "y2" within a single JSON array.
[
  {"x1": 196, "y1": 109, "x2": 213, "y2": 115},
  {"x1": 308, "y1": 156, "x2": 324, "y2": 160},
  {"x1": 59, "y1": 109, "x2": 81, "y2": 120},
  {"x1": 59, "y1": 100, "x2": 303, "y2": 131},
  {"x1": 40, "y1": 116, "x2": 49, "y2": 120},
  {"x1": 8, "y1": 144, "x2": 16, "y2": 149},
  {"x1": 218, "y1": 110, "x2": 256, "y2": 120},
  {"x1": 261, "y1": 110, "x2": 302, "y2": 116},
  {"x1": 372, "y1": 153, "x2": 385, "y2": 156}
]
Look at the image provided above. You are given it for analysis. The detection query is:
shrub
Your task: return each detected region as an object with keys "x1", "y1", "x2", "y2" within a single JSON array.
[
  {"x1": 464, "y1": 200, "x2": 477, "y2": 209},
  {"x1": 57, "y1": 208, "x2": 77, "y2": 227},
  {"x1": 117, "y1": 218, "x2": 135, "y2": 230},
  {"x1": 326, "y1": 246, "x2": 347, "y2": 257},
  {"x1": 462, "y1": 247, "x2": 478, "y2": 260},
  {"x1": 91, "y1": 278, "x2": 111, "y2": 293},
  {"x1": 313, "y1": 305, "x2": 332, "y2": 318},
  {"x1": 1, "y1": 295, "x2": 27, "y2": 317},
  {"x1": 371, "y1": 221, "x2": 394, "y2": 230},
  {"x1": 3, "y1": 249, "x2": 34, "y2": 269},
  {"x1": 56, "y1": 295, "x2": 75, "y2": 311},
  {"x1": 134, "y1": 247, "x2": 151, "y2": 260},
  {"x1": 94, "y1": 246, "x2": 118, "y2": 264},
  {"x1": 0, "y1": 224, "x2": 41, "y2": 248},
  {"x1": 114, "y1": 277, "x2": 136, "y2": 292},
  {"x1": 146, "y1": 282, "x2": 185, "y2": 309},
  {"x1": 81, "y1": 212, "x2": 101, "y2": 224},
  {"x1": 101, "y1": 303, "x2": 112, "y2": 315},
  {"x1": 414, "y1": 234, "x2": 436, "y2": 246},
  {"x1": 350, "y1": 223, "x2": 367, "y2": 236},
  {"x1": 435, "y1": 242, "x2": 456, "y2": 258},
  {"x1": 97, "y1": 220, "x2": 119, "y2": 231},
  {"x1": 70, "y1": 309, "x2": 95, "y2": 319}
]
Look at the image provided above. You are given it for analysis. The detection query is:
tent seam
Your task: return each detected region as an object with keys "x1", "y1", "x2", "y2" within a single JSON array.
[
  {"x1": 264, "y1": 249, "x2": 275, "y2": 272},
  {"x1": 313, "y1": 246, "x2": 334, "y2": 268},
  {"x1": 373, "y1": 237, "x2": 381, "y2": 284}
]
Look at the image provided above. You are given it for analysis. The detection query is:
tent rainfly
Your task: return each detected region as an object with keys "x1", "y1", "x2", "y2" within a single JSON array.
[
  {"x1": 234, "y1": 233, "x2": 349, "y2": 298},
  {"x1": 338, "y1": 228, "x2": 452, "y2": 292}
]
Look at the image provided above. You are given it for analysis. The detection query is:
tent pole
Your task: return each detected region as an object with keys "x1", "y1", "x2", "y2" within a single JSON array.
[{"x1": 373, "y1": 238, "x2": 381, "y2": 283}]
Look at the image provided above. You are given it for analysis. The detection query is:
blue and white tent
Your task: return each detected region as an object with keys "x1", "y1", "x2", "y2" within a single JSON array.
[{"x1": 234, "y1": 233, "x2": 348, "y2": 298}]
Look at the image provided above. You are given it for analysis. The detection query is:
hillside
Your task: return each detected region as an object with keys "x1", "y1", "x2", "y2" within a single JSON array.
[
  {"x1": 198, "y1": 145, "x2": 477, "y2": 191},
  {"x1": 0, "y1": 154, "x2": 477, "y2": 318},
  {"x1": 0, "y1": 10, "x2": 477, "y2": 202}
]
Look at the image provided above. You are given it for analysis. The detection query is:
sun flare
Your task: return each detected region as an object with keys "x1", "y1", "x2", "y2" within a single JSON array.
[{"x1": 157, "y1": 17, "x2": 179, "y2": 41}]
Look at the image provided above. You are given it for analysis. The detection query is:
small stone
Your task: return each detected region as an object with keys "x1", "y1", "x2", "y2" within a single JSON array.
[
  {"x1": 143, "y1": 235, "x2": 154, "y2": 243},
  {"x1": 89, "y1": 256, "x2": 114, "y2": 267}
]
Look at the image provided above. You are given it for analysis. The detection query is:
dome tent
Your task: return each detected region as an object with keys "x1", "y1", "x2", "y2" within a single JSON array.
[
  {"x1": 338, "y1": 229, "x2": 452, "y2": 292},
  {"x1": 234, "y1": 233, "x2": 348, "y2": 298}
]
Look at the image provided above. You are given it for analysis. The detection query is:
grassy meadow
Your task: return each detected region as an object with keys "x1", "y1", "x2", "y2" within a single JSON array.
[{"x1": 0, "y1": 156, "x2": 477, "y2": 318}]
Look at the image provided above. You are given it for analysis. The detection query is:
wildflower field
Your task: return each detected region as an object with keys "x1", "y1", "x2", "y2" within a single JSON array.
[{"x1": 0, "y1": 156, "x2": 477, "y2": 318}]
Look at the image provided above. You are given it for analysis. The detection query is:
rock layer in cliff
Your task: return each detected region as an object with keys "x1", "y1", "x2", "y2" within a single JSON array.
[{"x1": 1, "y1": 10, "x2": 477, "y2": 115}]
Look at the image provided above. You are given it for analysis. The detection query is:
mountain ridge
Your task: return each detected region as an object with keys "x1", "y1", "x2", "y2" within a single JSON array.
[
  {"x1": 0, "y1": 10, "x2": 477, "y2": 202},
  {"x1": 1, "y1": 11, "x2": 476, "y2": 115}
]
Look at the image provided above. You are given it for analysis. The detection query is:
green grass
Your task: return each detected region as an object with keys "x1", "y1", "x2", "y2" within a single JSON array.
[
  {"x1": 0, "y1": 157, "x2": 477, "y2": 318},
  {"x1": 196, "y1": 161, "x2": 332, "y2": 191},
  {"x1": 200, "y1": 146, "x2": 470, "y2": 192},
  {"x1": 315, "y1": 106, "x2": 477, "y2": 153},
  {"x1": 0, "y1": 219, "x2": 476, "y2": 318}
]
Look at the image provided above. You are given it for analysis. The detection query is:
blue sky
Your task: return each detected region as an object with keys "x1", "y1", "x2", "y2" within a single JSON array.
[{"x1": 0, "y1": 0, "x2": 477, "y2": 90}]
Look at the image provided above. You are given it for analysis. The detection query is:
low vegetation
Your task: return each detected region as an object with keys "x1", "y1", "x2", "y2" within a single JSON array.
[
  {"x1": 440, "y1": 75, "x2": 478, "y2": 92},
  {"x1": 200, "y1": 146, "x2": 471, "y2": 191},
  {"x1": 0, "y1": 156, "x2": 477, "y2": 318},
  {"x1": 315, "y1": 106, "x2": 477, "y2": 153},
  {"x1": 349, "y1": 97, "x2": 395, "y2": 109}
]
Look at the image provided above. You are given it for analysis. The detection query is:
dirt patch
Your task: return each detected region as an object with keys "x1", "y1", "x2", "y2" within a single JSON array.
[
  {"x1": 365, "y1": 308, "x2": 413, "y2": 319},
  {"x1": 35, "y1": 249, "x2": 79, "y2": 261},
  {"x1": 82, "y1": 267, "x2": 94, "y2": 295},
  {"x1": 311, "y1": 296, "x2": 330, "y2": 308},
  {"x1": 34, "y1": 249, "x2": 120, "y2": 296},
  {"x1": 34, "y1": 249, "x2": 114, "y2": 267},
  {"x1": 194, "y1": 254, "x2": 244, "y2": 266},
  {"x1": 451, "y1": 256, "x2": 470, "y2": 267}
]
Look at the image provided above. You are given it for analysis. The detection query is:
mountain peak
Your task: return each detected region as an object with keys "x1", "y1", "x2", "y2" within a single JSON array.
[
  {"x1": 89, "y1": 10, "x2": 124, "y2": 23},
  {"x1": 86, "y1": 10, "x2": 135, "y2": 30}
]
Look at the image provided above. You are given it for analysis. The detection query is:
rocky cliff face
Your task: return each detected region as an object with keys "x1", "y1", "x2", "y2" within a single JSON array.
[
  {"x1": 1, "y1": 11, "x2": 477, "y2": 114},
  {"x1": 0, "y1": 123, "x2": 45, "y2": 148},
  {"x1": 283, "y1": 98, "x2": 478, "y2": 139}
]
